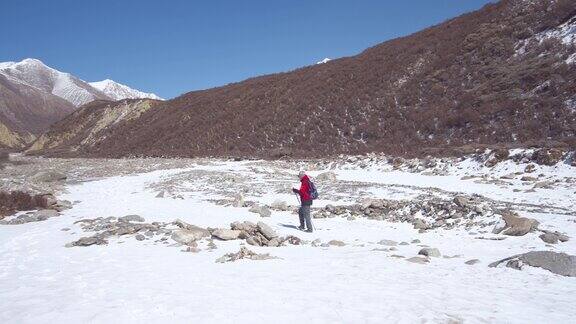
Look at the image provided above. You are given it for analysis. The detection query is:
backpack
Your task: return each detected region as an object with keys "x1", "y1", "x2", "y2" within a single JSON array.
[{"x1": 308, "y1": 179, "x2": 319, "y2": 200}]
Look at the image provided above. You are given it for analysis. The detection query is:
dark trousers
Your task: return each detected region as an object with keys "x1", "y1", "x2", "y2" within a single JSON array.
[{"x1": 298, "y1": 203, "x2": 313, "y2": 231}]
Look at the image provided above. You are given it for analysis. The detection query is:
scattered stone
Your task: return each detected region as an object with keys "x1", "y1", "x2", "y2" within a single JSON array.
[
  {"x1": 212, "y1": 229, "x2": 242, "y2": 241},
  {"x1": 135, "y1": 234, "x2": 145, "y2": 241},
  {"x1": 31, "y1": 171, "x2": 67, "y2": 183},
  {"x1": 539, "y1": 233, "x2": 560, "y2": 244},
  {"x1": 328, "y1": 240, "x2": 346, "y2": 247},
  {"x1": 418, "y1": 248, "x2": 441, "y2": 258},
  {"x1": 465, "y1": 259, "x2": 480, "y2": 265},
  {"x1": 489, "y1": 251, "x2": 576, "y2": 277},
  {"x1": 411, "y1": 239, "x2": 421, "y2": 244},
  {"x1": 406, "y1": 256, "x2": 429, "y2": 264},
  {"x1": 413, "y1": 219, "x2": 429, "y2": 230},
  {"x1": 216, "y1": 247, "x2": 278, "y2": 263},
  {"x1": 155, "y1": 191, "x2": 165, "y2": 198},
  {"x1": 378, "y1": 239, "x2": 398, "y2": 246},
  {"x1": 257, "y1": 221, "x2": 278, "y2": 240},
  {"x1": 119, "y1": 215, "x2": 145, "y2": 223},
  {"x1": 249, "y1": 204, "x2": 272, "y2": 217},
  {"x1": 316, "y1": 171, "x2": 337, "y2": 181},
  {"x1": 399, "y1": 242, "x2": 409, "y2": 246},
  {"x1": 65, "y1": 235, "x2": 107, "y2": 247},
  {"x1": 270, "y1": 200, "x2": 288, "y2": 211},
  {"x1": 171, "y1": 229, "x2": 207, "y2": 245},
  {"x1": 32, "y1": 209, "x2": 59, "y2": 221}
]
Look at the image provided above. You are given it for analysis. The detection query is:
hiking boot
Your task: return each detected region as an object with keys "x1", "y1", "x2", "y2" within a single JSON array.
[
  {"x1": 305, "y1": 229, "x2": 313, "y2": 233},
  {"x1": 298, "y1": 226, "x2": 305, "y2": 231}
]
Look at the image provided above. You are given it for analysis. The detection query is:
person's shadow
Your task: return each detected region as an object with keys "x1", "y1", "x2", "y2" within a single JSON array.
[{"x1": 278, "y1": 223, "x2": 300, "y2": 230}]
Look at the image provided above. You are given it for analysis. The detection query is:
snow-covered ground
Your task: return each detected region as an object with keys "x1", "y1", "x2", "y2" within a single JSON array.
[{"x1": 1, "y1": 158, "x2": 575, "y2": 323}]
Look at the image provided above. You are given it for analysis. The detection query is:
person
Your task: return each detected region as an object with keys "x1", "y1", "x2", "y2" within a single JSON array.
[{"x1": 292, "y1": 171, "x2": 314, "y2": 232}]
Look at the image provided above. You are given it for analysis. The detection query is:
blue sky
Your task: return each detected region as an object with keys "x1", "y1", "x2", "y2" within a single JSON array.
[{"x1": 1, "y1": 0, "x2": 494, "y2": 99}]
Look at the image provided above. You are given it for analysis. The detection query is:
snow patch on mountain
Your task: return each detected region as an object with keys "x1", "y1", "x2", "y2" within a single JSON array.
[
  {"x1": 316, "y1": 58, "x2": 331, "y2": 64},
  {"x1": 89, "y1": 79, "x2": 162, "y2": 101}
]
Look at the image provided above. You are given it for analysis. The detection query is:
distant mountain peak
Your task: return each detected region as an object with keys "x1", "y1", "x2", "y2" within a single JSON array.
[
  {"x1": 89, "y1": 79, "x2": 162, "y2": 101},
  {"x1": 316, "y1": 58, "x2": 331, "y2": 64}
]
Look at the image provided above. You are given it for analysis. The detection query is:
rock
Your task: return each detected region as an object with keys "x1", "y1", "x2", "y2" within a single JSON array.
[
  {"x1": 32, "y1": 209, "x2": 59, "y2": 221},
  {"x1": 155, "y1": 191, "x2": 165, "y2": 198},
  {"x1": 119, "y1": 215, "x2": 145, "y2": 223},
  {"x1": 246, "y1": 236, "x2": 262, "y2": 246},
  {"x1": 520, "y1": 176, "x2": 537, "y2": 182},
  {"x1": 53, "y1": 200, "x2": 72, "y2": 211},
  {"x1": 533, "y1": 181, "x2": 554, "y2": 189},
  {"x1": 249, "y1": 205, "x2": 272, "y2": 217},
  {"x1": 230, "y1": 221, "x2": 257, "y2": 232},
  {"x1": 418, "y1": 248, "x2": 441, "y2": 258},
  {"x1": 399, "y1": 242, "x2": 409, "y2": 246},
  {"x1": 413, "y1": 219, "x2": 429, "y2": 230},
  {"x1": 539, "y1": 233, "x2": 559, "y2": 244},
  {"x1": 316, "y1": 171, "x2": 337, "y2": 181},
  {"x1": 328, "y1": 240, "x2": 346, "y2": 247},
  {"x1": 284, "y1": 235, "x2": 301, "y2": 245},
  {"x1": 491, "y1": 219, "x2": 507, "y2": 234},
  {"x1": 524, "y1": 164, "x2": 536, "y2": 173},
  {"x1": 31, "y1": 171, "x2": 67, "y2": 183},
  {"x1": 232, "y1": 193, "x2": 244, "y2": 207},
  {"x1": 173, "y1": 220, "x2": 211, "y2": 237},
  {"x1": 499, "y1": 211, "x2": 539, "y2": 236},
  {"x1": 66, "y1": 236, "x2": 107, "y2": 247},
  {"x1": 135, "y1": 234, "x2": 145, "y2": 241},
  {"x1": 465, "y1": 259, "x2": 480, "y2": 265},
  {"x1": 406, "y1": 256, "x2": 429, "y2": 264},
  {"x1": 453, "y1": 196, "x2": 472, "y2": 208},
  {"x1": 311, "y1": 238, "x2": 322, "y2": 247},
  {"x1": 257, "y1": 221, "x2": 278, "y2": 240},
  {"x1": 378, "y1": 239, "x2": 398, "y2": 246},
  {"x1": 532, "y1": 148, "x2": 564, "y2": 166},
  {"x1": 215, "y1": 247, "x2": 278, "y2": 263},
  {"x1": 270, "y1": 200, "x2": 288, "y2": 211},
  {"x1": 212, "y1": 229, "x2": 242, "y2": 241},
  {"x1": 267, "y1": 238, "x2": 280, "y2": 247},
  {"x1": 171, "y1": 228, "x2": 208, "y2": 245},
  {"x1": 411, "y1": 239, "x2": 421, "y2": 244},
  {"x1": 489, "y1": 251, "x2": 576, "y2": 277}
]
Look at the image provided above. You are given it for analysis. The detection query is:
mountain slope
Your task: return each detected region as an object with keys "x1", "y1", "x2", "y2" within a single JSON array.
[
  {"x1": 89, "y1": 79, "x2": 162, "y2": 101},
  {"x1": 34, "y1": 0, "x2": 576, "y2": 158},
  {"x1": 27, "y1": 99, "x2": 161, "y2": 155}
]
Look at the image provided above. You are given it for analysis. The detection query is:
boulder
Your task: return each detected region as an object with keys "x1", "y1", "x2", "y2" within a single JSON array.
[
  {"x1": 328, "y1": 240, "x2": 346, "y2": 247},
  {"x1": 119, "y1": 215, "x2": 145, "y2": 223},
  {"x1": 171, "y1": 228, "x2": 209, "y2": 245},
  {"x1": 539, "y1": 233, "x2": 559, "y2": 244},
  {"x1": 270, "y1": 200, "x2": 288, "y2": 211},
  {"x1": 212, "y1": 229, "x2": 242, "y2": 241},
  {"x1": 532, "y1": 148, "x2": 564, "y2": 166},
  {"x1": 66, "y1": 236, "x2": 107, "y2": 247},
  {"x1": 32, "y1": 209, "x2": 59, "y2": 221},
  {"x1": 406, "y1": 256, "x2": 429, "y2": 264},
  {"x1": 249, "y1": 205, "x2": 272, "y2": 217},
  {"x1": 257, "y1": 221, "x2": 278, "y2": 240},
  {"x1": 418, "y1": 248, "x2": 441, "y2": 258},
  {"x1": 489, "y1": 251, "x2": 576, "y2": 277},
  {"x1": 413, "y1": 219, "x2": 429, "y2": 230},
  {"x1": 231, "y1": 221, "x2": 257, "y2": 233},
  {"x1": 31, "y1": 171, "x2": 67, "y2": 183},
  {"x1": 494, "y1": 211, "x2": 539, "y2": 236},
  {"x1": 378, "y1": 239, "x2": 398, "y2": 246},
  {"x1": 316, "y1": 171, "x2": 337, "y2": 181},
  {"x1": 465, "y1": 259, "x2": 480, "y2": 265}
]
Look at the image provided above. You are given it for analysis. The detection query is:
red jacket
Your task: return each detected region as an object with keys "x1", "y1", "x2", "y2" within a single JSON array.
[{"x1": 298, "y1": 175, "x2": 312, "y2": 202}]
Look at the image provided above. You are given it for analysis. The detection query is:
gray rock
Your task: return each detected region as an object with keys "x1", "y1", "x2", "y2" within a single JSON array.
[
  {"x1": 413, "y1": 219, "x2": 428, "y2": 230},
  {"x1": 411, "y1": 239, "x2": 421, "y2": 244},
  {"x1": 212, "y1": 229, "x2": 242, "y2": 241},
  {"x1": 378, "y1": 239, "x2": 398, "y2": 246},
  {"x1": 249, "y1": 204, "x2": 272, "y2": 217},
  {"x1": 489, "y1": 251, "x2": 576, "y2": 277},
  {"x1": 135, "y1": 234, "x2": 146, "y2": 241},
  {"x1": 31, "y1": 171, "x2": 67, "y2": 183},
  {"x1": 257, "y1": 221, "x2": 278, "y2": 240},
  {"x1": 171, "y1": 228, "x2": 208, "y2": 245},
  {"x1": 33, "y1": 209, "x2": 59, "y2": 221},
  {"x1": 406, "y1": 256, "x2": 429, "y2": 264},
  {"x1": 539, "y1": 233, "x2": 559, "y2": 244},
  {"x1": 316, "y1": 171, "x2": 337, "y2": 181},
  {"x1": 465, "y1": 259, "x2": 480, "y2": 265},
  {"x1": 270, "y1": 200, "x2": 288, "y2": 211},
  {"x1": 328, "y1": 240, "x2": 346, "y2": 247},
  {"x1": 246, "y1": 236, "x2": 262, "y2": 246},
  {"x1": 418, "y1": 248, "x2": 441, "y2": 258},
  {"x1": 119, "y1": 215, "x2": 145, "y2": 223},
  {"x1": 66, "y1": 236, "x2": 107, "y2": 247}
]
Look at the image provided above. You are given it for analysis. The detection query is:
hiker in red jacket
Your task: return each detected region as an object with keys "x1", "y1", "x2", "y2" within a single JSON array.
[{"x1": 292, "y1": 171, "x2": 314, "y2": 232}]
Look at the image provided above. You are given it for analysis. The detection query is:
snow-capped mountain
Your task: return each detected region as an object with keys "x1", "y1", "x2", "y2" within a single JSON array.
[
  {"x1": 0, "y1": 58, "x2": 162, "y2": 107},
  {"x1": 89, "y1": 79, "x2": 162, "y2": 101},
  {"x1": 316, "y1": 58, "x2": 331, "y2": 64},
  {"x1": 0, "y1": 58, "x2": 109, "y2": 107}
]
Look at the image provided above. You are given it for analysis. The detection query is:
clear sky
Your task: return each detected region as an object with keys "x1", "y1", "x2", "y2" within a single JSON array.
[{"x1": 1, "y1": 0, "x2": 494, "y2": 99}]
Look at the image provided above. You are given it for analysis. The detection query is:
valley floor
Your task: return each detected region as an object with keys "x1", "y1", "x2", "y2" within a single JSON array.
[{"x1": 1, "y1": 156, "x2": 575, "y2": 323}]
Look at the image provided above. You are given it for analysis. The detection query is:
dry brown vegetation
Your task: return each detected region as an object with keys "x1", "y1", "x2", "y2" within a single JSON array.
[{"x1": 36, "y1": 0, "x2": 576, "y2": 159}]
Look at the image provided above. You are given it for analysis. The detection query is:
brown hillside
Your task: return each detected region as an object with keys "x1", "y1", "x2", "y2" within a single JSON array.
[{"x1": 37, "y1": 0, "x2": 576, "y2": 158}]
